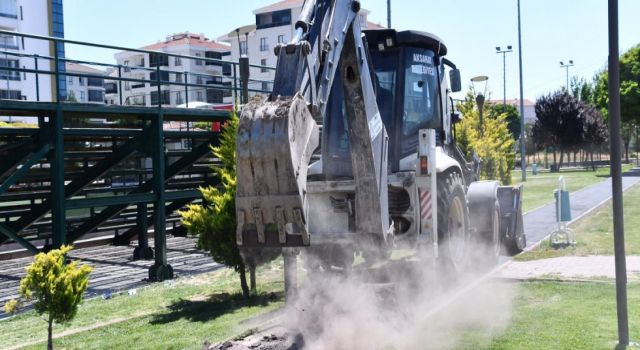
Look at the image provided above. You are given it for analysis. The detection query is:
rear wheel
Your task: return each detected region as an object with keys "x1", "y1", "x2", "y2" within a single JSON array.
[{"x1": 437, "y1": 172, "x2": 470, "y2": 272}]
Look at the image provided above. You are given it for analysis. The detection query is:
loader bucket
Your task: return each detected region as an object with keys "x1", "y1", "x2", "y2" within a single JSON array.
[
  {"x1": 497, "y1": 184, "x2": 527, "y2": 255},
  {"x1": 235, "y1": 93, "x2": 320, "y2": 247}
]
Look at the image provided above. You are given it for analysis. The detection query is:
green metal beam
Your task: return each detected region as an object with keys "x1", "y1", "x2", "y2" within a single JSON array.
[
  {"x1": 5, "y1": 131, "x2": 146, "y2": 235},
  {"x1": 65, "y1": 193, "x2": 155, "y2": 210},
  {"x1": 66, "y1": 139, "x2": 216, "y2": 244},
  {"x1": 0, "y1": 223, "x2": 39, "y2": 254},
  {"x1": 0, "y1": 134, "x2": 41, "y2": 180},
  {"x1": 50, "y1": 106, "x2": 66, "y2": 248},
  {"x1": 0, "y1": 143, "x2": 50, "y2": 196},
  {"x1": 149, "y1": 111, "x2": 173, "y2": 281}
]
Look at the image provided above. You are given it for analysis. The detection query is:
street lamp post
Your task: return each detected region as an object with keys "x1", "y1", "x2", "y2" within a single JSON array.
[
  {"x1": 496, "y1": 45, "x2": 513, "y2": 113},
  {"x1": 471, "y1": 75, "x2": 489, "y2": 136},
  {"x1": 560, "y1": 60, "x2": 574, "y2": 90},
  {"x1": 517, "y1": 0, "x2": 526, "y2": 181}
]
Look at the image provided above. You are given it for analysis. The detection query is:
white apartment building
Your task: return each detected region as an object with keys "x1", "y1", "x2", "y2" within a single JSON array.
[
  {"x1": 113, "y1": 32, "x2": 231, "y2": 107},
  {"x1": 489, "y1": 98, "x2": 537, "y2": 124},
  {"x1": 218, "y1": 0, "x2": 383, "y2": 93},
  {"x1": 65, "y1": 62, "x2": 105, "y2": 104},
  {"x1": 0, "y1": 0, "x2": 63, "y2": 105}
]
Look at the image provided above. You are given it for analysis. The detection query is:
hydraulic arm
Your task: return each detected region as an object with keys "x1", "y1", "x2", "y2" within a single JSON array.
[{"x1": 235, "y1": 0, "x2": 390, "y2": 248}]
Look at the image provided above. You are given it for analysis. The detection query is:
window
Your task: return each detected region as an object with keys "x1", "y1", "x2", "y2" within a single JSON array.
[
  {"x1": 175, "y1": 56, "x2": 181, "y2": 66},
  {"x1": 149, "y1": 71, "x2": 169, "y2": 86},
  {"x1": 0, "y1": 34, "x2": 19, "y2": 49},
  {"x1": 88, "y1": 90, "x2": 104, "y2": 102},
  {"x1": 196, "y1": 75, "x2": 203, "y2": 85},
  {"x1": 19, "y1": 5, "x2": 22, "y2": 19},
  {"x1": 68, "y1": 76, "x2": 73, "y2": 85},
  {"x1": 123, "y1": 60, "x2": 130, "y2": 72},
  {"x1": 0, "y1": 58, "x2": 20, "y2": 81},
  {"x1": 0, "y1": 0, "x2": 18, "y2": 18},
  {"x1": 359, "y1": 14, "x2": 366, "y2": 28},
  {"x1": 260, "y1": 59, "x2": 268, "y2": 73},
  {"x1": 195, "y1": 53, "x2": 203, "y2": 66},
  {"x1": 196, "y1": 91, "x2": 203, "y2": 101},
  {"x1": 205, "y1": 51, "x2": 222, "y2": 66},
  {"x1": 87, "y1": 77, "x2": 103, "y2": 87},
  {"x1": 124, "y1": 81, "x2": 130, "y2": 91},
  {"x1": 175, "y1": 73, "x2": 182, "y2": 83},
  {"x1": 402, "y1": 48, "x2": 439, "y2": 136},
  {"x1": 239, "y1": 41, "x2": 247, "y2": 56},
  {"x1": 150, "y1": 90, "x2": 170, "y2": 105},
  {"x1": 260, "y1": 37, "x2": 268, "y2": 52},
  {"x1": 256, "y1": 9, "x2": 291, "y2": 29},
  {"x1": 176, "y1": 92, "x2": 183, "y2": 105},
  {"x1": 149, "y1": 54, "x2": 168, "y2": 67},
  {"x1": 277, "y1": 35, "x2": 285, "y2": 44},
  {"x1": 0, "y1": 89, "x2": 21, "y2": 99},
  {"x1": 261, "y1": 82, "x2": 269, "y2": 91},
  {"x1": 79, "y1": 91, "x2": 85, "y2": 101}
]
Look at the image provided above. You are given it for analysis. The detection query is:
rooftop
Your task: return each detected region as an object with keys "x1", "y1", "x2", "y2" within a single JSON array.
[
  {"x1": 488, "y1": 98, "x2": 536, "y2": 107},
  {"x1": 254, "y1": 0, "x2": 303, "y2": 14},
  {"x1": 139, "y1": 32, "x2": 231, "y2": 52},
  {"x1": 65, "y1": 62, "x2": 105, "y2": 75}
]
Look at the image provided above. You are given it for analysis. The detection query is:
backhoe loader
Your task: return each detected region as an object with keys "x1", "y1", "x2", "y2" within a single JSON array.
[{"x1": 234, "y1": 0, "x2": 526, "y2": 275}]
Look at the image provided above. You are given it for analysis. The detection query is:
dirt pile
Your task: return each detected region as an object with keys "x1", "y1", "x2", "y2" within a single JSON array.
[{"x1": 204, "y1": 326, "x2": 302, "y2": 350}]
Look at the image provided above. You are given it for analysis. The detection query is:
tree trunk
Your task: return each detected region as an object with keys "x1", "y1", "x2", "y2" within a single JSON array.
[
  {"x1": 249, "y1": 264, "x2": 256, "y2": 293},
  {"x1": 48, "y1": 315, "x2": 53, "y2": 350},
  {"x1": 559, "y1": 150, "x2": 564, "y2": 168},
  {"x1": 553, "y1": 150, "x2": 557, "y2": 165},
  {"x1": 239, "y1": 262, "x2": 250, "y2": 298},
  {"x1": 624, "y1": 139, "x2": 630, "y2": 163}
]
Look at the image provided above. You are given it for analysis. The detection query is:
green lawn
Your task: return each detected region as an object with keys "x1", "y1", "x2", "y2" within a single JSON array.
[
  {"x1": 517, "y1": 182, "x2": 640, "y2": 261},
  {"x1": 1, "y1": 259, "x2": 285, "y2": 350},
  {"x1": 512, "y1": 164, "x2": 634, "y2": 213},
  {"x1": 463, "y1": 281, "x2": 640, "y2": 350}
]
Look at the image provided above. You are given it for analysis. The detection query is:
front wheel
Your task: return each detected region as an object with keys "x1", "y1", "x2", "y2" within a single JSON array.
[{"x1": 437, "y1": 172, "x2": 470, "y2": 272}]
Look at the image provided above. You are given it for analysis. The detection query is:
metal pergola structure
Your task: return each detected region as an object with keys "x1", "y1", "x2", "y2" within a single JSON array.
[{"x1": 0, "y1": 30, "x2": 273, "y2": 281}]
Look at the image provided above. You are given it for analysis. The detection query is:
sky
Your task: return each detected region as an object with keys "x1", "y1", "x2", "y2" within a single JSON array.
[{"x1": 63, "y1": 0, "x2": 640, "y2": 101}]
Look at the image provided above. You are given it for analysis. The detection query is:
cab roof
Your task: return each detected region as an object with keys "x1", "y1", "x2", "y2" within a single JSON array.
[{"x1": 363, "y1": 29, "x2": 448, "y2": 56}]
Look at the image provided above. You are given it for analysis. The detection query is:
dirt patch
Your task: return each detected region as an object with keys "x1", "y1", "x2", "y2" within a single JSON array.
[{"x1": 204, "y1": 326, "x2": 302, "y2": 350}]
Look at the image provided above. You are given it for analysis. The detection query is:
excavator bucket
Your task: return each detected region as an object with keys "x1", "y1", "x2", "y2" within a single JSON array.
[
  {"x1": 498, "y1": 184, "x2": 527, "y2": 255},
  {"x1": 235, "y1": 93, "x2": 319, "y2": 247}
]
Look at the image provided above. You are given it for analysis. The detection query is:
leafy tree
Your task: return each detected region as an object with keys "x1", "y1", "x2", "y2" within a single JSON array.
[
  {"x1": 532, "y1": 90, "x2": 584, "y2": 168},
  {"x1": 593, "y1": 44, "x2": 640, "y2": 162},
  {"x1": 570, "y1": 76, "x2": 595, "y2": 105},
  {"x1": 180, "y1": 111, "x2": 277, "y2": 298},
  {"x1": 4, "y1": 245, "x2": 92, "y2": 350},
  {"x1": 456, "y1": 90, "x2": 515, "y2": 184},
  {"x1": 486, "y1": 102, "x2": 521, "y2": 140},
  {"x1": 582, "y1": 105, "x2": 609, "y2": 169}
]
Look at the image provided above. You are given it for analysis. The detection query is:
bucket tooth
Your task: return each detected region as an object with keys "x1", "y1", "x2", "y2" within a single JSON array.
[{"x1": 236, "y1": 93, "x2": 319, "y2": 247}]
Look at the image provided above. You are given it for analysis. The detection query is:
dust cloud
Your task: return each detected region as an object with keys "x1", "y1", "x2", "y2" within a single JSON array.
[{"x1": 282, "y1": 245, "x2": 516, "y2": 350}]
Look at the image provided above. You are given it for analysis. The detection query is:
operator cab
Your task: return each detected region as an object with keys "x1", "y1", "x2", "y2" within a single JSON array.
[{"x1": 322, "y1": 29, "x2": 461, "y2": 178}]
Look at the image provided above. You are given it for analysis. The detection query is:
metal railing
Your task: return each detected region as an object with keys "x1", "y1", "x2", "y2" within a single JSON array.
[{"x1": 0, "y1": 29, "x2": 276, "y2": 108}]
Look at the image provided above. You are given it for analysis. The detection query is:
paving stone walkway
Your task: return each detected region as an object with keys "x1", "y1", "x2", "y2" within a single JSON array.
[
  {"x1": 522, "y1": 167, "x2": 640, "y2": 248},
  {"x1": 499, "y1": 255, "x2": 640, "y2": 281}
]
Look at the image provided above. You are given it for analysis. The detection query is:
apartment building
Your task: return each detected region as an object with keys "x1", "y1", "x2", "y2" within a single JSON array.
[
  {"x1": 65, "y1": 62, "x2": 105, "y2": 104},
  {"x1": 218, "y1": 0, "x2": 383, "y2": 92},
  {"x1": 488, "y1": 98, "x2": 537, "y2": 124},
  {"x1": 0, "y1": 0, "x2": 65, "y2": 104},
  {"x1": 113, "y1": 32, "x2": 231, "y2": 107}
]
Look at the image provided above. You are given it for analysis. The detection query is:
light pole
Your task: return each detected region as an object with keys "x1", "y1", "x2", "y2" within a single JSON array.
[
  {"x1": 387, "y1": 0, "x2": 391, "y2": 28},
  {"x1": 517, "y1": 0, "x2": 526, "y2": 181},
  {"x1": 560, "y1": 60, "x2": 574, "y2": 90},
  {"x1": 607, "y1": 0, "x2": 629, "y2": 347},
  {"x1": 496, "y1": 45, "x2": 513, "y2": 113},
  {"x1": 471, "y1": 75, "x2": 489, "y2": 136}
]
